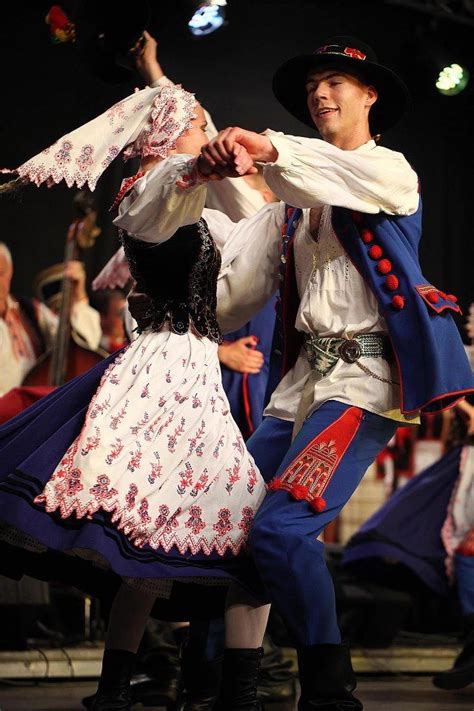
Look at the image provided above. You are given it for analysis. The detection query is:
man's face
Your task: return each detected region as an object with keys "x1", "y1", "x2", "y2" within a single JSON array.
[
  {"x1": 0, "y1": 255, "x2": 13, "y2": 310},
  {"x1": 305, "y1": 68, "x2": 377, "y2": 143}
]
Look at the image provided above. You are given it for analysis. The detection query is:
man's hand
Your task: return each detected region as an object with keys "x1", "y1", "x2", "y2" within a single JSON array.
[
  {"x1": 200, "y1": 128, "x2": 278, "y2": 175},
  {"x1": 218, "y1": 336, "x2": 264, "y2": 374},
  {"x1": 64, "y1": 260, "x2": 88, "y2": 303},
  {"x1": 132, "y1": 31, "x2": 164, "y2": 86}
]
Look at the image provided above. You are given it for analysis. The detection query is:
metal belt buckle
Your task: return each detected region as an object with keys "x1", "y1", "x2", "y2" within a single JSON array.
[{"x1": 339, "y1": 339, "x2": 362, "y2": 364}]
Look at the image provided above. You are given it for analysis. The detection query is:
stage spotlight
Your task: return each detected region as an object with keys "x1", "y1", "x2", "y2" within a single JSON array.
[
  {"x1": 188, "y1": 0, "x2": 227, "y2": 36},
  {"x1": 436, "y1": 63, "x2": 469, "y2": 96}
]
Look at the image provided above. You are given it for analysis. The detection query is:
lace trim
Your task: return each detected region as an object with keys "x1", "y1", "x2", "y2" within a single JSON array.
[{"x1": 33, "y1": 490, "x2": 251, "y2": 557}]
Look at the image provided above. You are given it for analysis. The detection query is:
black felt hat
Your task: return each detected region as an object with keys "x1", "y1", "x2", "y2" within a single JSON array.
[
  {"x1": 272, "y1": 36, "x2": 409, "y2": 134},
  {"x1": 74, "y1": 0, "x2": 151, "y2": 83}
]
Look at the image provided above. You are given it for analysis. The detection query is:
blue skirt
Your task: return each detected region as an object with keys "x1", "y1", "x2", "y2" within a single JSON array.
[
  {"x1": 342, "y1": 447, "x2": 462, "y2": 596},
  {"x1": 0, "y1": 352, "x2": 264, "y2": 619}
]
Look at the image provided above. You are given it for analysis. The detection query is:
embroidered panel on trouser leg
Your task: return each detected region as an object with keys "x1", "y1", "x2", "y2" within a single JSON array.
[
  {"x1": 267, "y1": 406, "x2": 364, "y2": 512},
  {"x1": 249, "y1": 402, "x2": 398, "y2": 646}
]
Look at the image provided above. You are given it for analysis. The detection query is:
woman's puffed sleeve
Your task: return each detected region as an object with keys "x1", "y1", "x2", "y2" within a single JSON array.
[{"x1": 113, "y1": 155, "x2": 208, "y2": 244}]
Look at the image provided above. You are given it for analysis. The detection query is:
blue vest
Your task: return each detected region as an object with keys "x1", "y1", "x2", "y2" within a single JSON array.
[{"x1": 272, "y1": 202, "x2": 474, "y2": 415}]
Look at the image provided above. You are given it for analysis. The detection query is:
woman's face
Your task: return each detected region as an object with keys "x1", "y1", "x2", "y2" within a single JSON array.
[{"x1": 173, "y1": 104, "x2": 208, "y2": 156}]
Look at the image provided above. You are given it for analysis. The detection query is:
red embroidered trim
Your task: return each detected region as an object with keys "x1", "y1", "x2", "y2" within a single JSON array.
[
  {"x1": 268, "y1": 406, "x2": 364, "y2": 512},
  {"x1": 110, "y1": 172, "x2": 145, "y2": 211}
]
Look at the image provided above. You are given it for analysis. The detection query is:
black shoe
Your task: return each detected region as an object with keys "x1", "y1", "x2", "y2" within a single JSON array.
[
  {"x1": 214, "y1": 647, "x2": 264, "y2": 710},
  {"x1": 297, "y1": 644, "x2": 363, "y2": 710},
  {"x1": 433, "y1": 619, "x2": 474, "y2": 690},
  {"x1": 90, "y1": 649, "x2": 136, "y2": 711}
]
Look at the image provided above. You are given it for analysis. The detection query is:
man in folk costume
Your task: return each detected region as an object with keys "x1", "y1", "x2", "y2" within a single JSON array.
[{"x1": 179, "y1": 36, "x2": 473, "y2": 709}]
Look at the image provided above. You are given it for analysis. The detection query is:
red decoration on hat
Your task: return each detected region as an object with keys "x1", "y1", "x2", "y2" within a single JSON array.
[
  {"x1": 291, "y1": 484, "x2": 309, "y2": 501},
  {"x1": 377, "y1": 259, "x2": 392, "y2": 275},
  {"x1": 310, "y1": 496, "x2": 327, "y2": 513},
  {"x1": 268, "y1": 478, "x2": 284, "y2": 492},
  {"x1": 368, "y1": 245, "x2": 383, "y2": 260},
  {"x1": 392, "y1": 295, "x2": 405, "y2": 310},
  {"x1": 385, "y1": 274, "x2": 399, "y2": 291},
  {"x1": 361, "y1": 228, "x2": 374, "y2": 243},
  {"x1": 344, "y1": 47, "x2": 367, "y2": 60},
  {"x1": 46, "y1": 6, "x2": 76, "y2": 43},
  {"x1": 427, "y1": 291, "x2": 439, "y2": 304},
  {"x1": 447, "y1": 294, "x2": 458, "y2": 302}
]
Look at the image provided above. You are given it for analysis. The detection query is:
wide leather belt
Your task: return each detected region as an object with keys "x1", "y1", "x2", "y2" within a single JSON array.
[{"x1": 303, "y1": 332, "x2": 392, "y2": 376}]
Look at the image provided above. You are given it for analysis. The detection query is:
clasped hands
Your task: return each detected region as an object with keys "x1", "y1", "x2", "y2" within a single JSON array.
[{"x1": 197, "y1": 127, "x2": 278, "y2": 181}]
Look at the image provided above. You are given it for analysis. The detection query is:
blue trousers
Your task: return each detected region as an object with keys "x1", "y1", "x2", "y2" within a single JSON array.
[{"x1": 247, "y1": 400, "x2": 397, "y2": 646}]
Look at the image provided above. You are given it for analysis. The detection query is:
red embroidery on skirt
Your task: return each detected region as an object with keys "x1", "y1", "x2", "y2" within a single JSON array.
[{"x1": 268, "y1": 406, "x2": 364, "y2": 512}]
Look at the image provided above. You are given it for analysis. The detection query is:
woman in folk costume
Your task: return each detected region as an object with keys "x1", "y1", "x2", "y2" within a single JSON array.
[{"x1": 0, "y1": 83, "x2": 269, "y2": 711}]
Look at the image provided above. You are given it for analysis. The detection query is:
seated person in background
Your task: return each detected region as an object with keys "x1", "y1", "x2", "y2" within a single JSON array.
[{"x1": 0, "y1": 243, "x2": 101, "y2": 397}]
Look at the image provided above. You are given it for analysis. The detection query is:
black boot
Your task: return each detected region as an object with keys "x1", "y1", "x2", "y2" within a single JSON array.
[
  {"x1": 180, "y1": 642, "x2": 222, "y2": 710},
  {"x1": 297, "y1": 644, "x2": 363, "y2": 710},
  {"x1": 433, "y1": 615, "x2": 474, "y2": 690},
  {"x1": 214, "y1": 647, "x2": 264, "y2": 710},
  {"x1": 89, "y1": 649, "x2": 136, "y2": 711}
]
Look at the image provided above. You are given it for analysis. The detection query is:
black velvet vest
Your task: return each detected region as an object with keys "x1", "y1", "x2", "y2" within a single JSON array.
[{"x1": 121, "y1": 219, "x2": 222, "y2": 343}]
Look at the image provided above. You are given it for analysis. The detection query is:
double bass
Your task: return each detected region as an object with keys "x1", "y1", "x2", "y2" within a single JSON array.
[{"x1": 23, "y1": 191, "x2": 107, "y2": 387}]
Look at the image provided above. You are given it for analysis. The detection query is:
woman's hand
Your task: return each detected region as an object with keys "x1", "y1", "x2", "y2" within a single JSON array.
[
  {"x1": 198, "y1": 143, "x2": 258, "y2": 181},
  {"x1": 200, "y1": 127, "x2": 278, "y2": 173}
]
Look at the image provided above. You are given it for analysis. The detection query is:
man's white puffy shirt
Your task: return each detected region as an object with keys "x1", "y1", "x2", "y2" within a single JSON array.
[{"x1": 115, "y1": 132, "x2": 419, "y2": 424}]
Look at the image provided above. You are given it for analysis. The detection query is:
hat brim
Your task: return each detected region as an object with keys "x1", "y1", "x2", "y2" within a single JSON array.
[{"x1": 272, "y1": 54, "x2": 409, "y2": 134}]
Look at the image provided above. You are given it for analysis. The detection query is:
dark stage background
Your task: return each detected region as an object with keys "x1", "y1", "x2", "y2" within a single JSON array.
[{"x1": 1, "y1": 0, "x2": 473, "y2": 320}]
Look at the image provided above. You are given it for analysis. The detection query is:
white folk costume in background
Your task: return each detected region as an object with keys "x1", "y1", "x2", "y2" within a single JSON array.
[
  {"x1": 0, "y1": 296, "x2": 100, "y2": 397},
  {"x1": 0, "y1": 82, "x2": 266, "y2": 618}
]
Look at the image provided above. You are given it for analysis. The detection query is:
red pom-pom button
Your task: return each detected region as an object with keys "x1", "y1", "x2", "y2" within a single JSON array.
[
  {"x1": 291, "y1": 484, "x2": 309, "y2": 501},
  {"x1": 447, "y1": 294, "x2": 458, "y2": 302},
  {"x1": 377, "y1": 259, "x2": 392, "y2": 275},
  {"x1": 392, "y1": 295, "x2": 405, "y2": 310},
  {"x1": 427, "y1": 291, "x2": 439, "y2": 304},
  {"x1": 385, "y1": 275, "x2": 399, "y2": 291},
  {"x1": 361, "y1": 229, "x2": 374, "y2": 244},
  {"x1": 310, "y1": 496, "x2": 327, "y2": 513},
  {"x1": 268, "y1": 478, "x2": 284, "y2": 491},
  {"x1": 368, "y1": 245, "x2": 383, "y2": 260}
]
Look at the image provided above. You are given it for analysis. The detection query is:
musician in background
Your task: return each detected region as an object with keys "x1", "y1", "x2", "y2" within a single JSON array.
[{"x1": 0, "y1": 242, "x2": 101, "y2": 396}]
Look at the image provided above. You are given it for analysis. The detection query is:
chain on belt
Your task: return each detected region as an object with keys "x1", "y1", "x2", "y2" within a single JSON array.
[{"x1": 303, "y1": 332, "x2": 397, "y2": 385}]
